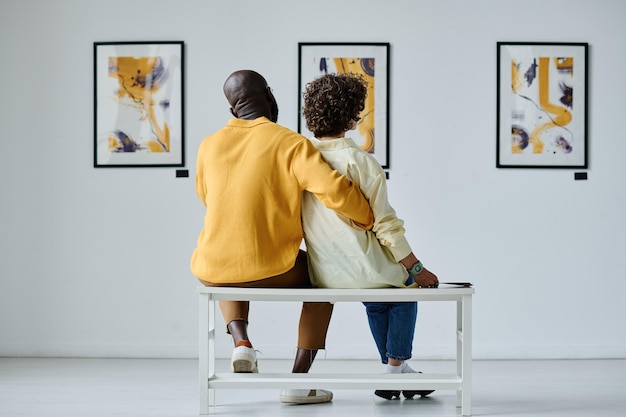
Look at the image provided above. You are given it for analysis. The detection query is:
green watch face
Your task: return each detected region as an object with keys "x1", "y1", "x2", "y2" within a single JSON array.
[{"x1": 410, "y1": 261, "x2": 423, "y2": 275}]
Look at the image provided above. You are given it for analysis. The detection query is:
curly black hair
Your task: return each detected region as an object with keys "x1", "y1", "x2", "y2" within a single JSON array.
[{"x1": 302, "y1": 73, "x2": 368, "y2": 138}]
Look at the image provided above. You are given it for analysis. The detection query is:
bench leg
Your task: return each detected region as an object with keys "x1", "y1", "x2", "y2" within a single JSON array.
[
  {"x1": 456, "y1": 295, "x2": 472, "y2": 416},
  {"x1": 208, "y1": 297, "x2": 216, "y2": 408},
  {"x1": 199, "y1": 292, "x2": 214, "y2": 414}
]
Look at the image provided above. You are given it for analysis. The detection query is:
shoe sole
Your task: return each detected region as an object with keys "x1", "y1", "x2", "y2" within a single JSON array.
[
  {"x1": 231, "y1": 357, "x2": 258, "y2": 373},
  {"x1": 374, "y1": 390, "x2": 401, "y2": 400},
  {"x1": 375, "y1": 389, "x2": 434, "y2": 400},
  {"x1": 403, "y1": 390, "x2": 435, "y2": 399},
  {"x1": 280, "y1": 391, "x2": 333, "y2": 404}
]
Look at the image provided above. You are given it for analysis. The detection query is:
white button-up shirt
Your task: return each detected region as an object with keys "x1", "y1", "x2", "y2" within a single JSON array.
[{"x1": 302, "y1": 136, "x2": 412, "y2": 288}]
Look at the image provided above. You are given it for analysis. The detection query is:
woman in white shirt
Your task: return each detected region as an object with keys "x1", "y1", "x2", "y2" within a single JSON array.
[{"x1": 301, "y1": 72, "x2": 439, "y2": 400}]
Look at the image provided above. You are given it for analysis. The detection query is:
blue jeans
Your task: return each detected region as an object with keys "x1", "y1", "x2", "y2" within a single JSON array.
[
  {"x1": 363, "y1": 276, "x2": 417, "y2": 364},
  {"x1": 363, "y1": 301, "x2": 417, "y2": 363}
]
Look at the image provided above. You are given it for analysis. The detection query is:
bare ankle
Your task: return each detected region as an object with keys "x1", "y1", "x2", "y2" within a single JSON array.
[{"x1": 292, "y1": 348, "x2": 318, "y2": 373}]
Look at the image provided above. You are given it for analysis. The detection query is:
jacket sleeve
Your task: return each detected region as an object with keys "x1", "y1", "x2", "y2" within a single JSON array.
[{"x1": 347, "y1": 152, "x2": 412, "y2": 262}]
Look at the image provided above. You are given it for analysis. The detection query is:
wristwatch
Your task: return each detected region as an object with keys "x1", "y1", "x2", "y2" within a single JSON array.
[{"x1": 407, "y1": 261, "x2": 423, "y2": 276}]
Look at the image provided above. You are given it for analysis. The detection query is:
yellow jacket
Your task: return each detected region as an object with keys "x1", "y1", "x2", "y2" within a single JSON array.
[{"x1": 191, "y1": 117, "x2": 374, "y2": 283}]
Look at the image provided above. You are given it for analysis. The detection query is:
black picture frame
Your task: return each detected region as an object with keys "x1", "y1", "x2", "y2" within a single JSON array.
[
  {"x1": 94, "y1": 41, "x2": 185, "y2": 168},
  {"x1": 298, "y1": 42, "x2": 391, "y2": 169},
  {"x1": 497, "y1": 42, "x2": 588, "y2": 169}
]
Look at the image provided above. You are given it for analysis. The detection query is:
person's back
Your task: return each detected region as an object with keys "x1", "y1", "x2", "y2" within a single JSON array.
[
  {"x1": 193, "y1": 117, "x2": 327, "y2": 282},
  {"x1": 191, "y1": 69, "x2": 375, "y2": 405},
  {"x1": 301, "y1": 136, "x2": 408, "y2": 288}
]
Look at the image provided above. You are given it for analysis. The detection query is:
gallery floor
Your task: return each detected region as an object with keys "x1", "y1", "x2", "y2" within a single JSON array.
[{"x1": 1, "y1": 357, "x2": 624, "y2": 417}]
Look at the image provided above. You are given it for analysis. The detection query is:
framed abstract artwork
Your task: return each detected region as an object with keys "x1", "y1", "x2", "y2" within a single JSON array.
[
  {"x1": 298, "y1": 42, "x2": 390, "y2": 169},
  {"x1": 94, "y1": 41, "x2": 185, "y2": 167},
  {"x1": 497, "y1": 42, "x2": 588, "y2": 168}
]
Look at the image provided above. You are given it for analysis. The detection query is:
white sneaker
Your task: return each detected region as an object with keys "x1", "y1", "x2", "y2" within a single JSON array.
[
  {"x1": 401, "y1": 362, "x2": 416, "y2": 373},
  {"x1": 280, "y1": 388, "x2": 333, "y2": 404},
  {"x1": 230, "y1": 345, "x2": 258, "y2": 373}
]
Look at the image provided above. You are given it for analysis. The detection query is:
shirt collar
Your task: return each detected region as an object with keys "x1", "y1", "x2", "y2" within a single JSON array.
[
  {"x1": 309, "y1": 136, "x2": 359, "y2": 151},
  {"x1": 227, "y1": 117, "x2": 271, "y2": 128}
]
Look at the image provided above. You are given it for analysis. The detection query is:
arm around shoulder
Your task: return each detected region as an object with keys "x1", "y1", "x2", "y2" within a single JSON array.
[{"x1": 293, "y1": 140, "x2": 374, "y2": 229}]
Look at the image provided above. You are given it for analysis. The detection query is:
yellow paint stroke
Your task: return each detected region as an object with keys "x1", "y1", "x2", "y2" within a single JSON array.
[
  {"x1": 108, "y1": 56, "x2": 170, "y2": 152},
  {"x1": 511, "y1": 60, "x2": 524, "y2": 93},
  {"x1": 108, "y1": 135, "x2": 118, "y2": 150},
  {"x1": 529, "y1": 57, "x2": 572, "y2": 154},
  {"x1": 510, "y1": 60, "x2": 524, "y2": 153},
  {"x1": 333, "y1": 57, "x2": 375, "y2": 153}
]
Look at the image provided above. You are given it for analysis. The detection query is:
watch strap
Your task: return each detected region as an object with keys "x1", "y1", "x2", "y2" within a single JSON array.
[{"x1": 407, "y1": 260, "x2": 423, "y2": 276}]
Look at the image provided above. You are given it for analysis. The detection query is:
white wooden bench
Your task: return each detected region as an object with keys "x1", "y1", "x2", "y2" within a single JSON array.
[{"x1": 198, "y1": 286, "x2": 474, "y2": 416}]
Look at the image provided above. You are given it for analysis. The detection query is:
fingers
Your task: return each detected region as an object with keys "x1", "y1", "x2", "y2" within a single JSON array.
[
  {"x1": 415, "y1": 278, "x2": 438, "y2": 288},
  {"x1": 424, "y1": 269, "x2": 438, "y2": 287},
  {"x1": 416, "y1": 269, "x2": 439, "y2": 288}
]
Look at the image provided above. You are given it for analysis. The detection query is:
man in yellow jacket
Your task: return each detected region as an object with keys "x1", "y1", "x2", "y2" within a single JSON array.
[{"x1": 191, "y1": 70, "x2": 374, "y2": 404}]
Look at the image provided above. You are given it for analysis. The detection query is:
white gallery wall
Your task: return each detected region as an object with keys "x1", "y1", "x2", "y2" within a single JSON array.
[{"x1": 1, "y1": 0, "x2": 625, "y2": 360}]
